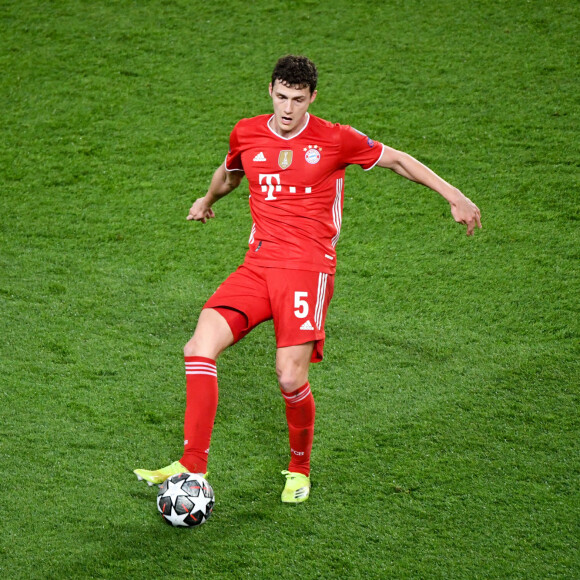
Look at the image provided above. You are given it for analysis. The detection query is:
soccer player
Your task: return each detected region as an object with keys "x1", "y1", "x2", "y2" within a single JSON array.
[{"x1": 134, "y1": 55, "x2": 482, "y2": 503}]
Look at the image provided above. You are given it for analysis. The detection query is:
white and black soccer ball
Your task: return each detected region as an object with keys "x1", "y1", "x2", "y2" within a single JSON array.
[{"x1": 157, "y1": 473, "x2": 214, "y2": 527}]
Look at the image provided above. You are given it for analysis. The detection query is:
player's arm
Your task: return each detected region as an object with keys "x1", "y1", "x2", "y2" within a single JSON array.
[
  {"x1": 187, "y1": 162, "x2": 245, "y2": 224},
  {"x1": 377, "y1": 145, "x2": 482, "y2": 235}
]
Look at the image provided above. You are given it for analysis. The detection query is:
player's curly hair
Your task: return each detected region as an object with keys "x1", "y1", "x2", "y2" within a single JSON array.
[{"x1": 271, "y1": 55, "x2": 318, "y2": 94}]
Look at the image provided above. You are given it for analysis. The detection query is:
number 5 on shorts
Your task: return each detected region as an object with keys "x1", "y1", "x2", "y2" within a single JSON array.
[{"x1": 294, "y1": 291, "x2": 309, "y2": 319}]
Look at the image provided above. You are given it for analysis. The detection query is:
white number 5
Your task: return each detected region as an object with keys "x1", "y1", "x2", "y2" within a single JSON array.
[{"x1": 294, "y1": 291, "x2": 309, "y2": 319}]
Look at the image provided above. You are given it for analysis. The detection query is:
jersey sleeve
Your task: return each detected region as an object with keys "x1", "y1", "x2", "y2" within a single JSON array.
[
  {"x1": 224, "y1": 121, "x2": 245, "y2": 172},
  {"x1": 339, "y1": 125, "x2": 384, "y2": 170}
]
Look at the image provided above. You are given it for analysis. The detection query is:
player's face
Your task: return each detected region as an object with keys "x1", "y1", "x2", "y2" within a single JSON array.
[{"x1": 269, "y1": 80, "x2": 317, "y2": 138}]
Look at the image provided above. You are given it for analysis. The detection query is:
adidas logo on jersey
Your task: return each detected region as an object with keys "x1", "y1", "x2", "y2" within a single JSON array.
[
  {"x1": 300, "y1": 320, "x2": 314, "y2": 331},
  {"x1": 253, "y1": 152, "x2": 267, "y2": 162}
]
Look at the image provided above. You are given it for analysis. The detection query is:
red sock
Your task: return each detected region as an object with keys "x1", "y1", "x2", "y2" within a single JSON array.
[
  {"x1": 180, "y1": 356, "x2": 218, "y2": 474},
  {"x1": 281, "y1": 382, "x2": 315, "y2": 476}
]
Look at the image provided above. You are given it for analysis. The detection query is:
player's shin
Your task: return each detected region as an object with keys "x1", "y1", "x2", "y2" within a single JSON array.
[
  {"x1": 281, "y1": 382, "x2": 315, "y2": 476},
  {"x1": 180, "y1": 356, "x2": 218, "y2": 474}
]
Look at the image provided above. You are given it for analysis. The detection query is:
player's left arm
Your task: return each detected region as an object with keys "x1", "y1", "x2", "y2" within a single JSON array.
[{"x1": 377, "y1": 145, "x2": 482, "y2": 235}]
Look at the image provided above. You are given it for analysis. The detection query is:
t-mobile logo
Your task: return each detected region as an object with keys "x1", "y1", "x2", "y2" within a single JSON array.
[{"x1": 259, "y1": 173, "x2": 281, "y2": 200}]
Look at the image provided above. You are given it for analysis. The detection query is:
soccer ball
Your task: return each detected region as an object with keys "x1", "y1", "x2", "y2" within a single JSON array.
[{"x1": 157, "y1": 473, "x2": 214, "y2": 527}]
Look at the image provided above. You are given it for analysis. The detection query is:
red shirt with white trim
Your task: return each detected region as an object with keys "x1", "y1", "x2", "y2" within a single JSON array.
[{"x1": 225, "y1": 113, "x2": 383, "y2": 274}]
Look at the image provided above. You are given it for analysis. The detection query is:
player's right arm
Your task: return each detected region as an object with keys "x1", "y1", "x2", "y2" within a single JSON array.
[
  {"x1": 377, "y1": 145, "x2": 482, "y2": 236},
  {"x1": 187, "y1": 162, "x2": 244, "y2": 224}
]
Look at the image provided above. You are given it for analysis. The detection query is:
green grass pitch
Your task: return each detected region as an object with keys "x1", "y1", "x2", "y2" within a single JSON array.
[{"x1": 0, "y1": 0, "x2": 578, "y2": 578}]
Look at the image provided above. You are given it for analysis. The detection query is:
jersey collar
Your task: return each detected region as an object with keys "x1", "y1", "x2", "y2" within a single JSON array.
[{"x1": 267, "y1": 113, "x2": 310, "y2": 140}]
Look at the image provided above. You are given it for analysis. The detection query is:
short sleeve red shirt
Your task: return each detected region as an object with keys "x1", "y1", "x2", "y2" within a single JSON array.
[{"x1": 225, "y1": 113, "x2": 384, "y2": 274}]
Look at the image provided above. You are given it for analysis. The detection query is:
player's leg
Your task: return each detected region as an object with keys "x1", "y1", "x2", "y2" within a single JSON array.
[
  {"x1": 135, "y1": 264, "x2": 272, "y2": 485},
  {"x1": 268, "y1": 267, "x2": 335, "y2": 502},
  {"x1": 276, "y1": 342, "x2": 315, "y2": 503},
  {"x1": 134, "y1": 308, "x2": 238, "y2": 485},
  {"x1": 179, "y1": 307, "x2": 240, "y2": 475},
  {"x1": 277, "y1": 343, "x2": 316, "y2": 478}
]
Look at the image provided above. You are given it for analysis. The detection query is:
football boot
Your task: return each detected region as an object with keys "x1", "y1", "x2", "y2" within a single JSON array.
[
  {"x1": 281, "y1": 470, "x2": 311, "y2": 503},
  {"x1": 134, "y1": 460, "x2": 206, "y2": 486}
]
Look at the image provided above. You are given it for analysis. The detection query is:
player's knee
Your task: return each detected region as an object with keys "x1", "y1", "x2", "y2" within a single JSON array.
[
  {"x1": 183, "y1": 337, "x2": 202, "y2": 358},
  {"x1": 183, "y1": 333, "x2": 224, "y2": 359},
  {"x1": 276, "y1": 343, "x2": 313, "y2": 393},
  {"x1": 276, "y1": 365, "x2": 306, "y2": 393}
]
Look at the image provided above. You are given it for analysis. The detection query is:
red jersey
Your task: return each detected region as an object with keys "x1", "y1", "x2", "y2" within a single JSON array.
[{"x1": 225, "y1": 113, "x2": 384, "y2": 274}]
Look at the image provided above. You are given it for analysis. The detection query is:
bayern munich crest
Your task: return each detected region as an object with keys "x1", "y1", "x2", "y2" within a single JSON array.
[{"x1": 304, "y1": 145, "x2": 322, "y2": 164}]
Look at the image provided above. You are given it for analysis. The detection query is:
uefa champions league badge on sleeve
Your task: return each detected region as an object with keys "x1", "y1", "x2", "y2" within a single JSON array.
[
  {"x1": 353, "y1": 127, "x2": 375, "y2": 147},
  {"x1": 304, "y1": 145, "x2": 322, "y2": 164}
]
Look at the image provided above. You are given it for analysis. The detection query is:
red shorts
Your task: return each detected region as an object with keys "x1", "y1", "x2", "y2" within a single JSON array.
[{"x1": 204, "y1": 263, "x2": 335, "y2": 363}]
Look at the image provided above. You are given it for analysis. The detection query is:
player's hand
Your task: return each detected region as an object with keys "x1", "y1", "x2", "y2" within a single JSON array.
[
  {"x1": 450, "y1": 194, "x2": 482, "y2": 236},
  {"x1": 187, "y1": 198, "x2": 215, "y2": 224}
]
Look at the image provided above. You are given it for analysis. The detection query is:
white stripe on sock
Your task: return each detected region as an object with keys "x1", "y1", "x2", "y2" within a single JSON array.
[{"x1": 282, "y1": 384, "x2": 312, "y2": 404}]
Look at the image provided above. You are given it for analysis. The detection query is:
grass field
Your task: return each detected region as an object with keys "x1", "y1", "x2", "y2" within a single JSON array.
[{"x1": 1, "y1": 0, "x2": 578, "y2": 578}]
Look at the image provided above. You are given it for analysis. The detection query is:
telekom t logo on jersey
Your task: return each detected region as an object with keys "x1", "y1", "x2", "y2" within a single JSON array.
[
  {"x1": 259, "y1": 174, "x2": 312, "y2": 200},
  {"x1": 259, "y1": 174, "x2": 282, "y2": 200}
]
